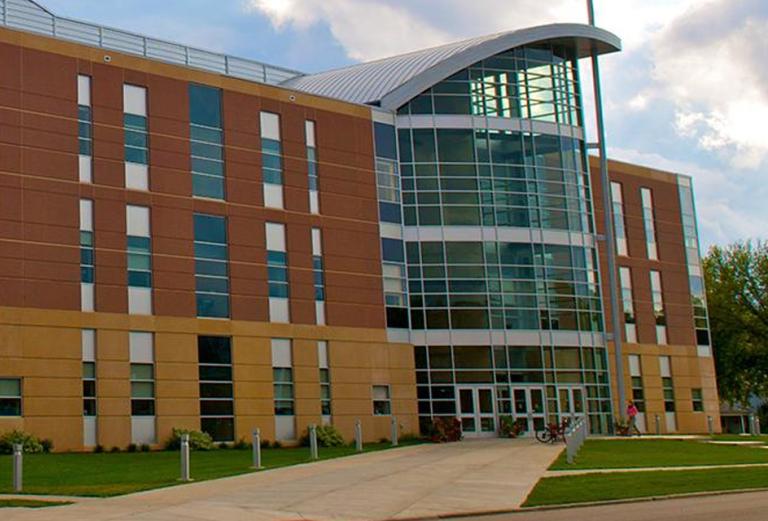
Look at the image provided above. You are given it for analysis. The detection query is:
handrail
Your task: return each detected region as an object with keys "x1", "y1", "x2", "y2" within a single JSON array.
[
  {"x1": 565, "y1": 416, "x2": 588, "y2": 464},
  {"x1": 0, "y1": 0, "x2": 304, "y2": 86}
]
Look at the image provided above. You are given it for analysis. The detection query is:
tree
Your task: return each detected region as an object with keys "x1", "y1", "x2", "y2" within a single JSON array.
[{"x1": 704, "y1": 241, "x2": 768, "y2": 404}]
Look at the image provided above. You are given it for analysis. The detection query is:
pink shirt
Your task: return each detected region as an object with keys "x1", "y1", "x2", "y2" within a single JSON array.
[{"x1": 627, "y1": 404, "x2": 639, "y2": 418}]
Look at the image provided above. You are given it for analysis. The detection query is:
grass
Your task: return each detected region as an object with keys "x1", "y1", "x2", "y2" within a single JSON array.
[
  {"x1": 524, "y1": 466, "x2": 768, "y2": 507},
  {"x1": 549, "y1": 439, "x2": 768, "y2": 470},
  {"x1": 0, "y1": 499, "x2": 72, "y2": 508},
  {"x1": 0, "y1": 442, "x2": 415, "y2": 497}
]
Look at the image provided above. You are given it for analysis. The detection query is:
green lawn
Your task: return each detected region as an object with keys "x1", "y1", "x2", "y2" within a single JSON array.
[
  {"x1": 524, "y1": 467, "x2": 768, "y2": 507},
  {"x1": 0, "y1": 499, "x2": 72, "y2": 509},
  {"x1": 549, "y1": 439, "x2": 768, "y2": 470},
  {"x1": 0, "y1": 443, "x2": 410, "y2": 497}
]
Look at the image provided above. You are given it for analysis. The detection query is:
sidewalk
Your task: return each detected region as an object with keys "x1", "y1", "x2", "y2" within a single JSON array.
[
  {"x1": 3, "y1": 438, "x2": 562, "y2": 521},
  {"x1": 546, "y1": 462, "x2": 768, "y2": 476}
]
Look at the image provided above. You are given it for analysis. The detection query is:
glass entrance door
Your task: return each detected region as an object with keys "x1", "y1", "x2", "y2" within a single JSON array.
[
  {"x1": 511, "y1": 386, "x2": 546, "y2": 436},
  {"x1": 558, "y1": 386, "x2": 586, "y2": 425},
  {"x1": 456, "y1": 386, "x2": 496, "y2": 437}
]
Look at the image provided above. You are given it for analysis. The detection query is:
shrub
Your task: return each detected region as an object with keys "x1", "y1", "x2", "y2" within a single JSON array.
[
  {"x1": 94, "y1": 444, "x2": 105, "y2": 453},
  {"x1": 233, "y1": 438, "x2": 250, "y2": 450},
  {"x1": 140, "y1": 444, "x2": 151, "y2": 452},
  {"x1": 271, "y1": 440, "x2": 282, "y2": 449},
  {"x1": 40, "y1": 438, "x2": 54, "y2": 453},
  {"x1": 499, "y1": 416, "x2": 526, "y2": 438},
  {"x1": 426, "y1": 418, "x2": 462, "y2": 443},
  {"x1": 164, "y1": 428, "x2": 215, "y2": 451},
  {"x1": 110, "y1": 446, "x2": 121, "y2": 453},
  {"x1": 300, "y1": 425, "x2": 345, "y2": 448},
  {"x1": 260, "y1": 439, "x2": 271, "y2": 449},
  {"x1": 0, "y1": 430, "x2": 45, "y2": 454},
  {"x1": 126, "y1": 443, "x2": 138, "y2": 453}
]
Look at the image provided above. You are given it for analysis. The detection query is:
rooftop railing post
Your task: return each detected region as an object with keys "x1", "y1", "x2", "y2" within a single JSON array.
[
  {"x1": 251, "y1": 428, "x2": 264, "y2": 470},
  {"x1": 12, "y1": 443, "x2": 22, "y2": 493},
  {"x1": 355, "y1": 419, "x2": 363, "y2": 453},
  {"x1": 180, "y1": 433, "x2": 191, "y2": 482},
  {"x1": 309, "y1": 424, "x2": 319, "y2": 460}
]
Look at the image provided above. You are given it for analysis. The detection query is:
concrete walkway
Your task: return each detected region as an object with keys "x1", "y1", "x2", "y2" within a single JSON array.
[
  {"x1": 545, "y1": 462, "x2": 768, "y2": 476},
  {"x1": 3, "y1": 438, "x2": 561, "y2": 521}
]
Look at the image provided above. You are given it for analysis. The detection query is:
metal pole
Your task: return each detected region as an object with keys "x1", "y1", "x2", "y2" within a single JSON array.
[
  {"x1": 750, "y1": 415, "x2": 756, "y2": 435},
  {"x1": 251, "y1": 428, "x2": 263, "y2": 469},
  {"x1": 355, "y1": 419, "x2": 363, "y2": 452},
  {"x1": 390, "y1": 416, "x2": 398, "y2": 447},
  {"x1": 180, "y1": 433, "x2": 191, "y2": 482},
  {"x1": 586, "y1": 0, "x2": 626, "y2": 421},
  {"x1": 12, "y1": 443, "x2": 22, "y2": 493},
  {"x1": 707, "y1": 416, "x2": 714, "y2": 436},
  {"x1": 309, "y1": 424, "x2": 319, "y2": 460},
  {"x1": 655, "y1": 414, "x2": 661, "y2": 435},
  {"x1": 757, "y1": 416, "x2": 762, "y2": 435}
]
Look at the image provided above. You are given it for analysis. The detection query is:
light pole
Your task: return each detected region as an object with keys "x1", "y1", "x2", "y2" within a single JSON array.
[{"x1": 586, "y1": 0, "x2": 626, "y2": 422}]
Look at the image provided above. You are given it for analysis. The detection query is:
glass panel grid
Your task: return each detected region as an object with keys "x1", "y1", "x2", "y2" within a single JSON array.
[
  {"x1": 194, "y1": 214, "x2": 229, "y2": 318},
  {"x1": 198, "y1": 336, "x2": 234, "y2": 441}
]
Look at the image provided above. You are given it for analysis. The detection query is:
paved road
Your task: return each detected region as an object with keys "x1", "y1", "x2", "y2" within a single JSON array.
[
  {"x1": 455, "y1": 490, "x2": 768, "y2": 521},
  {"x1": 2, "y1": 439, "x2": 560, "y2": 521}
]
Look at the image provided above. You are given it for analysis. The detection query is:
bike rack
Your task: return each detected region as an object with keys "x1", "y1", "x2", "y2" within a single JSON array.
[{"x1": 565, "y1": 417, "x2": 588, "y2": 464}]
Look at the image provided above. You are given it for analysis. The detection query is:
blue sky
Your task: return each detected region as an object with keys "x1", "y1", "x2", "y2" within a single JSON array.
[{"x1": 38, "y1": 0, "x2": 767, "y2": 249}]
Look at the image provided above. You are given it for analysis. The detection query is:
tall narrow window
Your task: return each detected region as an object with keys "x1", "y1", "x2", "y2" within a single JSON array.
[
  {"x1": 374, "y1": 122, "x2": 401, "y2": 224},
  {"x1": 272, "y1": 339, "x2": 295, "y2": 440},
  {"x1": 312, "y1": 228, "x2": 325, "y2": 325},
  {"x1": 641, "y1": 188, "x2": 658, "y2": 260},
  {"x1": 127, "y1": 205, "x2": 152, "y2": 315},
  {"x1": 266, "y1": 222, "x2": 289, "y2": 323},
  {"x1": 78, "y1": 75, "x2": 92, "y2": 183},
  {"x1": 650, "y1": 270, "x2": 666, "y2": 345},
  {"x1": 610, "y1": 182, "x2": 627, "y2": 256},
  {"x1": 318, "y1": 341, "x2": 331, "y2": 420},
  {"x1": 130, "y1": 332, "x2": 156, "y2": 444},
  {"x1": 80, "y1": 199, "x2": 95, "y2": 312},
  {"x1": 189, "y1": 84, "x2": 224, "y2": 199},
  {"x1": 0, "y1": 379, "x2": 21, "y2": 416},
  {"x1": 306, "y1": 120, "x2": 319, "y2": 214},
  {"x1": 198, "y1": 336, "x2": 234, "y2": 442},
  {"x1": 194, "y1": 214, "x2": 229, "y2": 318},
  {"x1": 261, "y1": 112, "x2": 283, "y2": 209},
  {"x1": 124, "y1": 85, "x2": 149, "y2": 190},
  {"x1": 692, "y1": 388, "x2": 704, "y2": 412},
  {"x1": 660, "y1": 355, "x2": 676, "y2": 432},
  {"x1": 82, "y1": 329, "x2": 97, "y2": 447},
  {"x1": 628, "y1": 354, "x2": 645, "y2": 430},
  {"x1": 382, "y1": 238, "x2": 408, "y2": 328},
  {"x1": 619, "y1": 267, "x2": 636, "y2": 342},
  {"x1": 373, "y1": 385, "x2": 392, "y2": 415}
]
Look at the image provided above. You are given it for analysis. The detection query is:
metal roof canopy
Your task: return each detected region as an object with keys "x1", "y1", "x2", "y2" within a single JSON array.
[{"x1": 283, "y1": 23, "x2": 621, "y2": 110}]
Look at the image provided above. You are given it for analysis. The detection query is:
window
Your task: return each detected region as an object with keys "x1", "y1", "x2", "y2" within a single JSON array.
[
  {"x1": 382, "y1": 238, "x2": 408, "y2": 328},
  {"x1": 660, "y1": 356, "x2": 675, "y2": 412},
  {"x1": 619, "y1": 267, "x2": 636, "y2": 342},
  {"x1": 641, "y1": 188, "x2": 658, "y2": 260},
  {"x1": 692, "y1": 388, "x2": 704, "y2": 412},
  {"x1": 306, "y1": 120, "x2": 319, "y2": 214},
  {"x1": 80, "y1": 199, "x2": 94, "y2": 312},
  {"x1": 272, "y1": 339, "x2": 294, "y2": 416},
  {"x1": 628, "y1": 354, "x2": 644, "y2": 412},
  {"x1": 611, "y1": 182, "x2": 627, "y2": 256},
  {"x1": 194, "y1": 214, "x2": 229, "y2": 318},
  {"x1": 130, "y1": 332, "x2": 155, "y2": 416},
  {"x1": 124, "y1": 84, "x2": 149, "y2": 190},
  {"x1": 650, "y1": 270, "x2": 666, "y2": 344},
  {"x1": 261, "y1": 112, "x2": 283, "y2": 209},
  {"x1": 189, "y1": 84, "x2": 224, "y2": 199},
  {"x1": 198, "y1": 336, "x2": 234, "y2": 442},
  {"x1": 127, "y1": 206, "x2": 152, "y2": 314},
  {"x1": 82, "y1": 329, "x2": 96, "y2": 417},
  {"x1": 372, "y1": 385, "x2": 392, "y2": 415},
  {"x1": 312, "y1": 228, "x2": 325, "y2": 302},
  {"x1": 266, "y1": 222, "x2": 290, "y2": 322},
  {"x1": 0, "y1": 379, "x2": 21, "y2": 416},
  {"x1": 78, "y1": 75, "x2": 92, "y2": 183},
  {"x1": 318, "y1": 341, "x2": 331, "y2": 417},
  {"x1": 374, "y1": 123, "x2": 401, "y2": 224}
]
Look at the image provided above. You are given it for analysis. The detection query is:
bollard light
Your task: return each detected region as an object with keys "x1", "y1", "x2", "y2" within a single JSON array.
[
  {"x1": 180, "y1": 433, "x2": 191, "y2": 482},
  {"x1": 309, "y1": 424, "x2": 319, "y2": 460},
  {"x1": 655, "y1": 414, "x2": 661, "y2": 435},
  {"x1": 251, "y1": 428, "x2": 264, "y2": 469},
  {"x1": 355, "y1": 419, "x2": 363, "y2": 453},
  {"x1": 390, "y1": 416, "x2": 398, "y2": 447},
  {"x1": 707, "y1": 416, "x2": 714, "y2": 436},
  {"x1": 13, "y1": 443, "x2": 22, "y2": 493}
]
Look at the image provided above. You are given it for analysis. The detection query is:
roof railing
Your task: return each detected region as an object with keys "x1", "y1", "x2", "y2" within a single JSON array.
[{"x1": 0, "y1": 0, "x2": 304, "y2": 85}]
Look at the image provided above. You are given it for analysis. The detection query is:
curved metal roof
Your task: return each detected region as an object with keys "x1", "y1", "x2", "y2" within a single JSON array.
[{"x1": 282, "y1": 23, "x2": 620, "y2": 110}]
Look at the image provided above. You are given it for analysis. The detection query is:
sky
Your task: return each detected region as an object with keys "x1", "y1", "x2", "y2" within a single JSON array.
[{"x1": 36, "y1": 0, "x2": 768, "y2": 249}]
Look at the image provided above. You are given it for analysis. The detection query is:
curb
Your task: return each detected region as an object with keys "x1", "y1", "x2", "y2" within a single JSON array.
[{"x1": 388, "y1": 487, "x2": 768, "y2": 520}]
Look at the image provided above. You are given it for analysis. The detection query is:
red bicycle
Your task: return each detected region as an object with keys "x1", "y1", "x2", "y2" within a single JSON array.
[{"x1": 535, "y1": 419, "x2": 570, "y2": 444}]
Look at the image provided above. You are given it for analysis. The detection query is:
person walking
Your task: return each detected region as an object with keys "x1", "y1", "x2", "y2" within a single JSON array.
[{"x1": 627, "y1": 400, "x2": 642, "y2": 436}]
